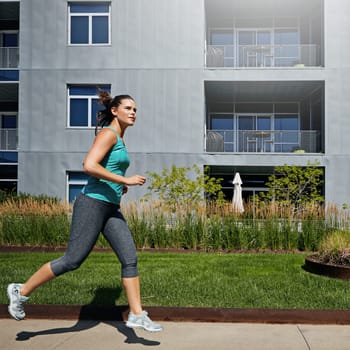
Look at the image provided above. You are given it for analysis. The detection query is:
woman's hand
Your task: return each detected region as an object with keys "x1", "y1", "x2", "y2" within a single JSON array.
[
  {"x1": 124, "y1": 175, "x2": 146, "y2": 186},
  {"x1": 122, "y1": 186, "x2": 128, "y2": 195}
]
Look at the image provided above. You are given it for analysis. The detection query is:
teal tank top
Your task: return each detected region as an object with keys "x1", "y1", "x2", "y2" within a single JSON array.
[{"x1": 82, "y1": 126, "x2": 130, "y2": 205}]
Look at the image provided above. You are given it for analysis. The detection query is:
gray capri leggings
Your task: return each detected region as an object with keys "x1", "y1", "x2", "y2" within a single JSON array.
[{"x1": 50, "y1": 193, "x2": 138, "y2": 278}]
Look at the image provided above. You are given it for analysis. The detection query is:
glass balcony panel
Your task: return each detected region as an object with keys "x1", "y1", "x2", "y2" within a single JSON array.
[
  {"x1": 206, "y1": 130, "x2": 224, "y2": 152},
  {"x1": 206, "y1": 46, "x2": 224, "y2": 67},
  {"x1": 281, "y1": 131, "x2": 298, "y2": 143},
  {"x1": 0, "y1": 129, "x2": 18, "y2": 150},
  {"x1": 223, "y1": 131, "x2": 234, "y2": 143},
  {"x1": 274, "y1": 144, "x2": 282, "y2": 152},
  {"x1": 223, "y1": 58, "x2": 234, "y2": 67},
  {"x1": 0, "y1": 47, "x2": 19, "y2": 68},
  {"x1": 225, "y1": 46, "x2": 234, "y2": 57},
  {"x1": 206, "y1": 129, "x2": 321, "y2": 153},
  {"x1": 278, "y1": 45, "x2": 299, "y2": 57},
  {"x1": 281, "y1": 144, "x2": 298, "y2": 152},
  {"x1": 224, "y1": 143, "x2": 234, "y2": 152},
  {"x1": 206, "y1": 44, "x2": 320, "y2": 68}
]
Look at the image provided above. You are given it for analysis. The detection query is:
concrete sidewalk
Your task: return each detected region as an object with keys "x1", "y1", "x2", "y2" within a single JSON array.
[{"x1": 2, "y1": 319, "x2": 350, "y2": 350}]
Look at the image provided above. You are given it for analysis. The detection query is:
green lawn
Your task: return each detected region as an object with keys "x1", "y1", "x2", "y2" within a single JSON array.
[{"x1": 1, "y1": 251, "x2": 349, "y2": 309}]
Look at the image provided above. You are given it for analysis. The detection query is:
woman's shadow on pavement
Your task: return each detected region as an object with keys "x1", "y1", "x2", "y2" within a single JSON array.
[{"x1": 15, "y1": 287, "x2": 160, "y2": 346}]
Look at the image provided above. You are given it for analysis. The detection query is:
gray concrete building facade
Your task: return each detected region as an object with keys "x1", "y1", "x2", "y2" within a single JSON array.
[{"x1": 0, "y1": 0, "x2": 349, "y2": 207}]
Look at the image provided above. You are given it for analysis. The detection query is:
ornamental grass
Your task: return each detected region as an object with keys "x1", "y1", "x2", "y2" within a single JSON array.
[{"x1": 1, "y1": 193, "x2": 350, "y2": 252}]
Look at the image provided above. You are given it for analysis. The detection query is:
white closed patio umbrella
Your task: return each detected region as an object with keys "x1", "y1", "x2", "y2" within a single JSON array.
[{"x1": 232, "y1": 172, "x2": 244, "y2": 213}]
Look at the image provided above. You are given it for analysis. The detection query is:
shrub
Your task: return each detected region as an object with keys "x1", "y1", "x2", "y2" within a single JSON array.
[
  {"x1": 144, "y1": 165, "x2": 224, "y2": 210},
  {"x1": 318, "y1": 230, "x2": 350, "y2": 265},
  {"x1": 258, "y1": 161, "x2": 324, "y2": 211}
]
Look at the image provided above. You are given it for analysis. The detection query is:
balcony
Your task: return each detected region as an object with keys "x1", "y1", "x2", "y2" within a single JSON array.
[
  {"x1": 0, "y1": 128, "x2": 17, "y2": 150},
  {"x1": 205, "y1": 80, "x2": 324, "y2": 154},
  {"x1": 206, "y1": 130, "x2": 321, "y2": 153},
  {"x1": 206, "y1": 44, "x2": 320, "y2": 68},
  {"x1": 0, "y1": 47, "x2": 19, "y2": 68},
  {"x1": 205, "y1": 0, "x2": 324, "y2": 69}
]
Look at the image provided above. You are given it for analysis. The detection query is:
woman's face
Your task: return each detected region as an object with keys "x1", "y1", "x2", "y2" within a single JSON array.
[{"x1": 112, "y1": 99, "x2": 137, "y2": 127}]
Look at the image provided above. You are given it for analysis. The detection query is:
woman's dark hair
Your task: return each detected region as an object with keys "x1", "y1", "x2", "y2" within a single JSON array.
[{"x1": 95, "y1": 89, "x2": 134, "y2": 135}]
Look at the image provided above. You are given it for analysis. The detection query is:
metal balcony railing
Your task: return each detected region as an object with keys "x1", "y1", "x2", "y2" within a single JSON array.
[
  {"x1": 206, "y1": 44, "x2": 320, "y2": 68},
  {"x1": 206, "y1": 130, "x2": 321, "y2": 153},
  {"x1": 0, "y1": 47, "x2": 19, "y2": 68},
  {"x1": 0, "y1": 129, "x2": 18, "y2": 150}
]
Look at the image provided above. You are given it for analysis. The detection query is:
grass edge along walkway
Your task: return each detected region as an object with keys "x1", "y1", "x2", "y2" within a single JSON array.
[{"x1": 2, "y1": 304, "x2": 350, "y2": 325}]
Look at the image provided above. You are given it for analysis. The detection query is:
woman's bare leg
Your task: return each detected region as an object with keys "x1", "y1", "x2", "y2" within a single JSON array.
[
  {"x1": 122, "y1": 276, "x2": 142, "y2": 315},
  {"x1": 20, "y1": 262, "x2": 56, "y2": 297}
]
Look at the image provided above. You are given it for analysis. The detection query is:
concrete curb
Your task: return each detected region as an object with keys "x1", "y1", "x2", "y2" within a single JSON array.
[{"x1": 1, "y1": 304, "x2": 350, "y2": 324}]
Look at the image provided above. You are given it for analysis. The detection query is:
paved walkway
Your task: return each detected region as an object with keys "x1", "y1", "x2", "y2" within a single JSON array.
[{"x1": 2, "y1": 319, "x2": 350, "y2": 350}]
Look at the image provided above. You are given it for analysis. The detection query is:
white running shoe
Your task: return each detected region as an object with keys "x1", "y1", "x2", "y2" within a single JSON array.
[
  {"x1": 7, "y1": 283, "x2": 29, "y2": 321},
  {"x1": 126, "y1": 311, "x2": 163, "y2": 332}
]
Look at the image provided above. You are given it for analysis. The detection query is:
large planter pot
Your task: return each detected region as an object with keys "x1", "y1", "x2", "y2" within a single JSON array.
[{"x1": 304, "y1": 255, "x2": 350, "y2": 280}]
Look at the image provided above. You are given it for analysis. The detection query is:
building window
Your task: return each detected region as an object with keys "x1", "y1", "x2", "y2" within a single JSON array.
[
  {"x1": 1, "y1": 113, "x2": 17, "y2": 128},
  {"x1": 0, "y1": 151, "x2": 17, "y2": 163},
  {"x1": 0, "y1": 70, "x2": 19, "y2": 81},
  {"x1": 68, "y1": 85, "x2": 110, "y2": 128},
  {"x1": 206, "y1": 165, "x2": 272, "y2": 202},
  {"x1": 68, "y1": 3, "x2": 111, "y2": 45},
  {"x1": 0, "y1": 113, "x2": 17, "y2": 150},
  {"x1": 0, "y1": 32, "x2": 18, "y2": 47},
  {"x1": 0, "y1": 162, "x2": 17, "y2": 193},
  {"x1": 67, "y1": 171, "x2": 88, "y2": 203},
  {"x1": 0, "y1": 32, "x2": 19, "y2": 68}
]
